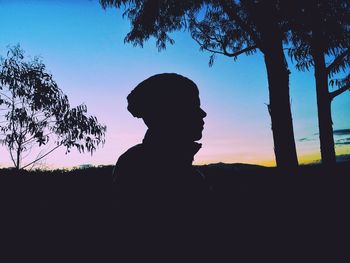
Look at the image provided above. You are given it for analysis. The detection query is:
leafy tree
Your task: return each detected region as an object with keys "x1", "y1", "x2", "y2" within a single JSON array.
[
  {"x1": 287, "y1": 0, "x2": 350, "y2": 167},
  {"x1": 0, "y1": 45, "x2": 106, "y2": 170},
  {"x1": 100, "y1": 0, "x2": 299, "y2": 170}
]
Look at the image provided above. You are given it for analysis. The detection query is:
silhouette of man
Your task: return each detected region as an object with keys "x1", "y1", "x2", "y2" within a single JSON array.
[{"x1": 113, "y1": 73, "x2": 211, "y2": 261}]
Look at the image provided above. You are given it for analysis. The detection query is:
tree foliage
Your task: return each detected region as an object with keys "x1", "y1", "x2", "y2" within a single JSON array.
[
  {"x1": 101, "y1": 1, "x2": 262, "y2": 65},
  {"x1": 287, "y1": 0, "x2": 350, "y2": 95},
  {"x1": 0, "y1": 45, "x2": 106, "y2": 169}
]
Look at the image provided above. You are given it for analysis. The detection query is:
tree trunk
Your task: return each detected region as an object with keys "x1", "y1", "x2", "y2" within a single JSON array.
[
  {"x1": 16, "y1": 146, "x2": 21, "y2": 170},
  {"x1": 312, "y1": 47, "x2": 336, "y2": 167},
  {"x1": 263, "y1": 41, "x2": 299, "y2": 171}
]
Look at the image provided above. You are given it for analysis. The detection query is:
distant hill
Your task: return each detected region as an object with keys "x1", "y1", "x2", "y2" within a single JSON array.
[
  {"x1": 1, "y1": 157, "x2": 350, "y2": 176},
  {"x1": 198, "y1": 162, "x2": 268, "y2": 171}
]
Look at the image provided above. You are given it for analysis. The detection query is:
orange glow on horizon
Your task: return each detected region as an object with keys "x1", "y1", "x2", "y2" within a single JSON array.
[{"x1": 194, "y1": 144, "x2": 350, "y2": 167}]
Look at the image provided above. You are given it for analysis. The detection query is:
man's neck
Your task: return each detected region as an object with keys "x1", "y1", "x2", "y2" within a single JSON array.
[{"x1": 142, "y1": 129, "x2": 202, "y2": 165}]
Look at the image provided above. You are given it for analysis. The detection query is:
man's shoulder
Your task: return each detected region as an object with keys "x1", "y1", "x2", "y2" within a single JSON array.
[
  {"x1": 113, "y1": 144, "x2": 147, "y2": 179},
  {"x1": 117, "y1": 144, "x2": 144, "y2": 163}
]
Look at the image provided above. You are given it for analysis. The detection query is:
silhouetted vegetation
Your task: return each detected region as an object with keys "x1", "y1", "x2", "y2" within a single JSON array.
[
  {"x1": 0, "y1": 45, "x2": 106, "y2": 170},
  {"x1": 2, "y1": 162, "x2": 350, "y2": 261}
]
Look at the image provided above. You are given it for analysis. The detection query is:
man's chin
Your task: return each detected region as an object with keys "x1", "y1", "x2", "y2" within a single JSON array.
[
  {"x1": 193, "y1": 133, "x2": 203, "y2": 142},
  {"x1": 174, "y1": 130, "x2": 202, "y2": 142}
]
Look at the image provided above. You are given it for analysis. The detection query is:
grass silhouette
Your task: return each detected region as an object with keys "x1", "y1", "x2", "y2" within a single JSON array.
[{"x1": 1, "y1": 162, "x2": 349, "y2": 261}]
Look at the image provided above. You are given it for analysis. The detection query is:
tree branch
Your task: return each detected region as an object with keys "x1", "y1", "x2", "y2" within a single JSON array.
[
  {"x1": 193, "y1": 21, "x2": 258, "y2": 57},
  {"x1": 192, "y1": 19, "x2": 223, "y2": 44},
  {"x1": 225, "y1": 45, "x2": 258, "y2": 57},
  {"x1": 22, "y1": 142, "x2": 63, "y2": 170},
  {"x1": 27, "y1": 146, "x2": 46, "y2": 171},
  {"x1": 22, "y1": 131, "x2": 55, "y2": 146},
  {"x1": 193, "y1": 36, "x2": 257, "y2": 58},
  {"x1": 9, "y1": 147, "x2": 17, "y2": 168},
  {"x1": 330, "y1": 83, "x2": 350, "y2": 100},
  {"x1": 22, "y1": 143, "x2": 34, "y2": 160},
  {"x1": 326, "y1": 48, "x2": 350, "y2": 75},
  {"x1": 0, "y1": 91, "x2": 12, "y2": 100}
]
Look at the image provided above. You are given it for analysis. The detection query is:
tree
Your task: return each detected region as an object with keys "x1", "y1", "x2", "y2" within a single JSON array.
[
  {"x1": 100, "y1": 0, "x2": 299, "y2": 170},
  {"x1": 0, "y1": 45, "x2": 106, "y2": 170},
  {"x1": 287, "y1": 0, "x2": 350, "y2": 167}
]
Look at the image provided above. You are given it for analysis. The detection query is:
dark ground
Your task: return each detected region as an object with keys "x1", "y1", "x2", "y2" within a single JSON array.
[{"x1": 1, "y1": 162, "x2": 350, "y2": 262}]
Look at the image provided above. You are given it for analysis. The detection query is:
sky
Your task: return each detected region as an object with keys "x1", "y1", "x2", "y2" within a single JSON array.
[{"x1": 0, "y1": 0, "x2": 349, "y2": 169}]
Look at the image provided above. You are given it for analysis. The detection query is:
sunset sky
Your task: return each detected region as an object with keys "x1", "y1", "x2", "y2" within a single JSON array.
[{"x1": 0, "y1": 0, "x2": 349, "y2": 169}]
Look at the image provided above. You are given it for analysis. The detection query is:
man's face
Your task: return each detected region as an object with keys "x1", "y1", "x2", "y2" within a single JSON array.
[{"x1": 166, "y1": 95, "x2": 207, "y2": 142}]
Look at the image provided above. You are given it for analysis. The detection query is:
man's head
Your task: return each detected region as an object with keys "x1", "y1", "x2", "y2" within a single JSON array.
[{"x1": 127, "y1": 73, "x2": 206, "y2": 142}]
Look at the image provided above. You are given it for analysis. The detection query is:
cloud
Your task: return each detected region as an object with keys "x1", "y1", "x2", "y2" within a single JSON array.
[
  {"x1": 335, "y1": 137, "x2": 350, "y2": 145},
  {"x1": 298, "y1": 137, "x2": 310, "y2": 142},
  {"x1": 299, "y1": 128, "x2": 350, "y2": 145},
  {"x1": 311, "y1": 129, "x2": 350, "y2": 137},
  {"x1": 336, "y1": 141, "x2": 350, "y2": 145},
  {"x1": 334, "y1": 129, "x2": 350, "y2": 136},
  {"x1": 298, "y1": 136, "x2": 317, "y2": 142}
]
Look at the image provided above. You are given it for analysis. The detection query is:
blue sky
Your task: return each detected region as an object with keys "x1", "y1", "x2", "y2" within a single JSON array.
[{"x1": 0, "y1": 0, "x2": 349, "y2": 168}]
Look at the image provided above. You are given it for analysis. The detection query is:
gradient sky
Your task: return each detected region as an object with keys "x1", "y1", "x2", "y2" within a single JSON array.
[{"x1": 0, "y1": 0, "x2": 349, "y2": 169}]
